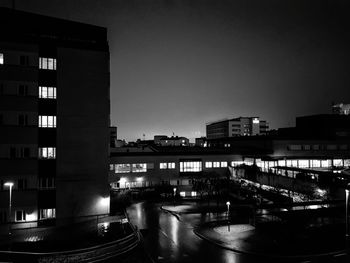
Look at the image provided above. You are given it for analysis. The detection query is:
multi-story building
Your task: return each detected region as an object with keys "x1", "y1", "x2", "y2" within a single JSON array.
[
  {"x1": 0, "y1": 8, "x2": 110, "y2": 230},
  {"x1": 206, "y1": 117, "x2": 269, "y2": 139}
]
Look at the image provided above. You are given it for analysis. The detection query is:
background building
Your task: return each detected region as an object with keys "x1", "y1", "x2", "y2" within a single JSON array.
[
  {"x1": 0, "y1": 8, "x2": 110, "y2": 230},
  {"x1": 332, "y1": 103, "x2": 350, "y2": 115},
  {"x1": 206, "y1": 117, "x2": 269, "y2": 139}
]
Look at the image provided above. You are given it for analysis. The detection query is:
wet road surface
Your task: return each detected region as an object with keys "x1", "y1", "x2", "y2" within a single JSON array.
[{"x1": 126, "y1": 201, "x2": 348, "y2": 263}]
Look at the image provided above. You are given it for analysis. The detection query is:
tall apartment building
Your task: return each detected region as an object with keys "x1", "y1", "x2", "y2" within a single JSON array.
[
  {"x1": 206, "y1": 117, "x2": 268, "y2": 139},
  {"x1": 0, "y1": 8, "x2": 110, "y2": 230}
]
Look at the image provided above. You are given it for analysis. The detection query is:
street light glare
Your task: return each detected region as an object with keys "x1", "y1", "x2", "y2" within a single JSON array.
[
  {"x1": 226, "y1": 201, "x2": 230, "y2": 206},
  {"x1": 4, "y1": 182, "x2": 14, "y2": 187}
]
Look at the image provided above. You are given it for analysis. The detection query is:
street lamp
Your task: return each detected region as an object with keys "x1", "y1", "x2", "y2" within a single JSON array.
[
  {"x1": 346, "y1": 183, "x2": 350, "y2": 238},
  {"x1": 226, "y1": 201, "x2": 230, "y2": 232},
  {"x1": 4, "y1": 182, "x2": 14, "y2": 235},
  {"x1": 173, "y1": 188, "x2": 176, "y2": 207}
]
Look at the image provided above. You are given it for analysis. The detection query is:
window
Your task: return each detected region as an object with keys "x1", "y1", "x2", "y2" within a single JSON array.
[
  {"x1": 180, "y1": 161, "x2": 202, "y2": 172},
  {"x1": 288, "y1": 145, "x2": 302, "y2": 151},
  {"x1": 18, "y1": 114, "x2": 28, "y2": 126},
  {"x1": 39, "y1": 86, "x2": 56, "y2": 99},
  {"x1": 191, "y1": 191, "x2": 197, "y2": 197},
  {"x1": 298, "y1": 160, "x2": 309, "y2": 168},
  {"x1": 180, "y1": 191, "x2": 186, "y2": 197},
  {"x1": 38, "y1": 147, "x2": 56, "y2": 159},
  {"x1": 18, "y1": 179, "x2": 27, "y2": 190},
  {"x1": 15, "y1": 210, "x2": 26, "y2": 222},
  {"x1": 39, "y1": 116, "x2": 56, "y2": 128},
  {"x1": 160, "y1": 162, "x2": 175, "y2": 169},
  {"x1": 20, "y1": 55, "x2": 29, "y2": 66},
  {"x1": 109, "y1": 164, "x2": 114, "y2": 171},
  {"x1": 18, "y1": 85, "x2": 28, "y2": 96},
  {"x1": 333, "y1": 159, "x2": 343, "y2": 167},
  {"x1": 0, "y1": 211, "x2": 6, "y2": 223},
  {"x1": 40, "y1": 208, "x2": 56, "y2": 220},
  {"x1": 114, "y1": 164, "x2": 131, "y2": 173},
  {"x1": 213, "y1": 162, "x2": 220, "y2": 168},
  {"x1": 39, "y1": 57, "x2": 56, "y2": 70},
  {"x1": 205, "y1": 162, "x2": 212, "y2": 168},
  {"x1": 311, "y1": 160, "x2": 321, "y2": 168},
  {"x1": 39, "y1": 178, "x2": 55, "y2": 189},
  {"x1": 221, "y1": 161, "x2": 228, "y2": 167},
  {"x1": 132, "y1": 163, "x2": 147, "y2": 173},
  {"x1": 0, "y1": 53, "x2": 3, "y2": 64}
]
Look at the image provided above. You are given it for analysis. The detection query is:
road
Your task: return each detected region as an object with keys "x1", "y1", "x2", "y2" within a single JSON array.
[{"x1": 125, "y1": 201, "x2": 349, "y2": 263}]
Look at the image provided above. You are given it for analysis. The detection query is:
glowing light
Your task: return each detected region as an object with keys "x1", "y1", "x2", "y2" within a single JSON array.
[
  {"x1": 26, "y1": 212, "x2": 37, "y2": 221},
  {"x1": 4, "y1": 182, "x2": 14, "y2": 187},
  {"x1": 252, "y1": 118, "x2": 260, "y2": 124},
  {"x1": 136, "y1": 177, "x2": 143, "y2": 182},
  {"x1": 99, "y1": 196, "x2": 110, "y2": 207}
]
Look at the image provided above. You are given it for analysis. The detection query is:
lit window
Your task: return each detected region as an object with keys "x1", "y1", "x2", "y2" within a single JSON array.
[
  {"x1": 0, "y1": 53, "x2": 3, "y2": 64},
  {"x1": 168, "y1": 162, "x2": 175, "y2": 169},
  {"x1": 160, "y1": 163, "x2": 167, "y2": 169},
  {"x1": 333, "y1": 159, "x2": 343, "y2": 167},
  {"x1": 132, "y1": 163, "x2": 147, "y2": 173},
  {"x1": 15, "y1": 210, "x2": 26, "y2": 222},
  {"x1": 114, "y1": 164, "x2": 131, "y2": 173},
  {"x1": 40, "y1": 208, "x2": 56, "y2": 220},
  {"x1": 39, "y1": 116, "x2": 56, "y2": 128},
  {"x1": 311, "y1": 160, "x2": 321, "y2": 168},
  {"x1": 213, "y1": 162, "x2": 220, "y2": 168},
  {"x1": 39, "y1": 86, "x2": 56, "y2": 99},
  {"x1": 109, "y1": 164, "x2": 114, "y2": 171},
  {"x1": 191, "y1": 191, "x2": 197, "y2": 197},
  {"x1": 38, "y1": 147, "x2": 56, "y2": 159},
  {"x1": 205, "y1": 162, "x2": 212, "y2": 168},
  {"x1": 180, "y1": 192, "x2": 186, "y2": 197},
  {"x1": 298, "y1": 160, "x2": 309, "y2": 168},
  {"x1": 39, "y1": 57, "x2": 56, "y2": 70},
  {"x1": 221, "y1": 161, "x2": 227, "y2": 167},
  {"x1": 180, "y1": 161, "x2": 202, "y2": 172},
  {"x1": 321, "y1": 159, "x2": 331, "y2": 168}
]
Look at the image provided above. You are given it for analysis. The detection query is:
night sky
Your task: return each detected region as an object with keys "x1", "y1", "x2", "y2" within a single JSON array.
[{"x1": 2, "y1": 0, "x2": 350, "y2": 141}]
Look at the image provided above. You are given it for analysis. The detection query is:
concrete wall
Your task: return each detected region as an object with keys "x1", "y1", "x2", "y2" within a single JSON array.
[{"x1": 56, "y1": 47, "x2": 110, "y2": 221}]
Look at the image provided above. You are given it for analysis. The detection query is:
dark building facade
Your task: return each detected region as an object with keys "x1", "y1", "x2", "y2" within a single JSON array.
[{"x1": 0, "y1": 8, "x2": 110, "y2": 230}]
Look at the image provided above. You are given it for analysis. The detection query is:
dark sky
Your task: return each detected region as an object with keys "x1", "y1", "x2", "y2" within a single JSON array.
[{"x1": 2, "y1": 0, "x2": 350, "y2": 141}]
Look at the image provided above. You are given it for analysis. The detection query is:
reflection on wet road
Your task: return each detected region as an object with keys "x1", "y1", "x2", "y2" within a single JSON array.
[{"x1": 127, "y1": 202, "x2": 316, "y2": 263}]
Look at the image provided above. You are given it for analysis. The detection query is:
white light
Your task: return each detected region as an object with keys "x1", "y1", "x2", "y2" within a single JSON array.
[
  {"x1": 136, "y1": 177, "x2": 143, "y2": 182},
  {"x1": 100, "y1": 196, "x2": 110, "y2": 207},
  {"x1": 4, "y1": 182, "x2": 14, "y2": 187},
  {"x1": 226, "y1": 201, "x2": 230, "y2": 206},
  {"x1": 252, "y1": 118, "x2": 260, "y2": 124},
  {"x1": 26, "y1": 212, "x2": 37, "y2": 221},
  {"x1": 119, "y1": 177, "x2": 127, "y2": 184}
]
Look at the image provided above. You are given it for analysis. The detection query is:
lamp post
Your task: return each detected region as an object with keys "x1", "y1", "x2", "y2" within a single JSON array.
[
  {"x1": 226, "y1": 201, "x2": 230, "y2": 232},
  {"x1": 346, "y1": 183, "x2": 350, "y2": 239},
  {"x1": 4, "y1": 182, "x2": 14, "y2": 235},
  {"x1": 173, "y1": 188, "x2": 176, "y2": 207}
]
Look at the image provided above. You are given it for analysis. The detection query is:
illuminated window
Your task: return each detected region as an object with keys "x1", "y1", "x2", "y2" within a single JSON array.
[
  {"x1": 114, "y1": 164, "x2": 131, "y2": 173},
  {"x1": 205, "y1": 162, "x2": 212, "y2": 168},
  {"x1": 298, "y1": 160, "x2": 309, "y2": 168},
  {"x1": 213, "y1": 162, "x2": 220, "y2": 168},
  {"x1": 333, "y1": 159, "x2": 343, "y2": 167},
  {"x1": 311, "y1": 160, "x2": 321, "y2": 168},
  {"x1": 132, "y1": 163, "x2": 147, "y2": 173},
  {"x1": 0, "y1": 53, "x2": 3, "y2": 64},
  {"x1": 321, "y1": 159, "x2": 331, "y2": 168},
  {"x1": 278, "y1": 160, "x2": 286, "y2": 166},
  {"x1": 168, "y1": 162, "x2": 175, "y2": 169},
  {"x1": 109, "y1": 164, "x2": 114, "y2": 171},
  {"x1": 15, "y1": 210, "x2": 26, "y2": 222},
  {"x1": 40, "y1": 208, "x2": 56, "y2": 220},
  {"x1": 38, "y1": 147, "x2": 56, "y2": 159},
  {"x1": 180, "y1": 192, "x2": 186, "y2": 197},
  {"x1": 180, "y1": 161, "x2": 202, "y2": 172},
  {"x1": 221, "y1": 161, "x2": 227, "y2": 167},
  {"x1": 344, "y1": 159, "x2": 350, "y2": 167},
  {"x1": 39, "y1": 116, "x2": 56, "y2": 128},
  {"x1": 39, "y1": 57, "x2": 56, "y2": 70},
  {"x1": 191, "y1": 191, "x2": 197, "y2": 197},
  {"x1": 39, "y1": 86, "x2": 56, "y2": 99},
  {"x1": 160, "y1": 163, "x2": 167, "y2": 169}
]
